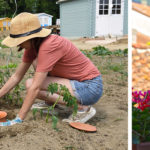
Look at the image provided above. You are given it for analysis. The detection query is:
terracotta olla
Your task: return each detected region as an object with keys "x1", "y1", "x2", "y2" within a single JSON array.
[
  {"x1": 132, "y1": 144, "x2": 137, "y2": 150},
  {"x1": 0, "y1": 111, "x2": 7, "y2": 122},
  {"x1": 69, "y1": 122, "x2": 97, "y2": 132},
  {"x1": 133, "y1": 143, "x2": 150, "y2": 150}
]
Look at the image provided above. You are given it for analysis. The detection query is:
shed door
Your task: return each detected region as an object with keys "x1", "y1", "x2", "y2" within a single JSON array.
[{"x1": 95, "y1": 0, "x2": 124, "y2": 36}]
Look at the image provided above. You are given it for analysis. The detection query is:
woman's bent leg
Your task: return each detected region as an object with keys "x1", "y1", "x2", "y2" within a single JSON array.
[
  {"x1": 25, "y1": 77, "x2": 89, "y2": 109},
  {"x1": 25, "y1": 76, "x2": 97, "y2": 123}
]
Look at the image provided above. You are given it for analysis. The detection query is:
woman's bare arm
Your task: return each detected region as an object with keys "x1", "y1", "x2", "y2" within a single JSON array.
[
  {"x1": 0, "y1": 62, "x2": 31, "y2": 97},
  {"x1": 18, "y1": 72, "x2": 48, "y2": 120}
]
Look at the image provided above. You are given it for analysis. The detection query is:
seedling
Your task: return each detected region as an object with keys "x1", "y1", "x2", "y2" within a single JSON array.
[
  {"x1": 65, "y1": 146, "x2": 77, "y2": 150},
  {"x1": 81, "y1": 45, "x2": 128, "y2": 57},
  {"x1": 0, "y1": 63, "x2": 23, "y2": 105},
  {"x1": 80, "y1": 49, "x2": 92, "y2": 59},
  {"x1": 92, "y1": 46, "x2": 112, "y2": 56},
  {"x1": 32, "y1": 83, "x2": 78, "y2": 130},
  {"x1": 32, "y1": 108, "x2": 38, "y2": 120}
]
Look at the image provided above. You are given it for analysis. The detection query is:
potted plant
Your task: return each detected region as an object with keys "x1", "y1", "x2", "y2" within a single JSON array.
[{"x1": 132, "y1": 90, "x2": 150, "y2": 150}]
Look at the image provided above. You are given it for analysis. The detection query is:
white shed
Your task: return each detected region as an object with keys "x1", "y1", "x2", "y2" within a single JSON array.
[
  {"x1": 35, "y1": 13, "x2": 53, "y2": 27},
  {"x1": 57, "y1": 0, "x2": 128, "y2": 38},
  {"x1": 96, "y1": 0, "x2": 127, "y2": 36}
]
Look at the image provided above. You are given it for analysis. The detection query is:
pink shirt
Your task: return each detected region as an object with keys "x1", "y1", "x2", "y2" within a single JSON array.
[{"x1": 23, "y1": 34, "x2": 100, "y2": 81}]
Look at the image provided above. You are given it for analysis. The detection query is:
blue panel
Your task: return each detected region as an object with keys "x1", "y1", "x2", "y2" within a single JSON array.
[
  {"x1": 60, "y1": 0, "x2": 95, "y2": 38},
  {"x1": 132, "y1": 0, "x2": 141, "y2": 3},
  {"x1": 123, "y1": 0, "x2": 128, "y2": 35},
  {"x1": 147, "y1": 0, "x2": 150, "y2": 6}
]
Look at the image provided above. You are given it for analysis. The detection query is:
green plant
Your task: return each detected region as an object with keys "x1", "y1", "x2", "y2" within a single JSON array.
[
  {"x1": 105, "y1": 60, "x2": 125, "y2": 73},
  {"x1": 80, "y1": 46, "x2": 128, "y2": 58},
  {"x1": 123, "y1": 48, "x2": 128, "y2": 56},
  {"x1": 133, "y1": 106, "x2": 150, "y2": 144},
  {"x1": 0, "y1": 53, "x2": 6, "y2": 59},
  {"x1": 65, "y1": 146, "x2": 77, "y2": 150},
  {"x1": 0, "y1": 40, "x2": 8, "y2": 48},
  {"x1": 0, "y1": 63, "x2": 23, "y2": 106},
  {"x1": 107, "y1": 64, "x2": 124, "y2": 72},
  {"x1": 132, "y1": 90, "x2": 150, "y2": 144},
  {"x1": 17, "y1": 53, "x2": 22, "y2": 58},
  {"x1": 80, "y1": 49, "x2": 92, "y2": 59},
  {"x1": 0, "y1": 63, "x2": 17, "y2": 89},
  {"x1": 112, "y1": 48, "x2": 128, "y2": 56},
  {"x1": 32, "y1": 83, "x2": 78, "y2": 130},
  {"x1": 118, "y1": 71, "x2": 128, "y2": 86},
  {"x1": 92, "y1": 46, "x2": 112, "y2": 56}
]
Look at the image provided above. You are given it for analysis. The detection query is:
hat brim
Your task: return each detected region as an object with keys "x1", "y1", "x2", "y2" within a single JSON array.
[{"x1": 2, "y1": 28, "x2": 52, "y2": 47}]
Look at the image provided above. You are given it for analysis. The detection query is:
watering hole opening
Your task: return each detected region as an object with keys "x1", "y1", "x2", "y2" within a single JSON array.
[{"x1": 6, "y1": 111, "x2": 16, "y2": 120}]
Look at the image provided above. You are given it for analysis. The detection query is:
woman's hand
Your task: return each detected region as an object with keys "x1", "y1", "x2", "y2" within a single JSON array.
[{"x1": 0, "y1": 115, "x2": 22, "y2": 126}]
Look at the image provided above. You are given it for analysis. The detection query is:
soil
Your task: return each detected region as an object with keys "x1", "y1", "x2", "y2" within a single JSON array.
[
  {"x1": 0, "y1": 32, "x2": 128, "y2": 150},
  {"x1": 71, "y1": 36, "x2": 128, "y2": 51}
]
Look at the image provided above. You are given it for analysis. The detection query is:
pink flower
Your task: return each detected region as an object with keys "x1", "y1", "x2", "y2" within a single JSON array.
[{"x1": 132, "y1": 90, "x2": 150, "y2": 111}]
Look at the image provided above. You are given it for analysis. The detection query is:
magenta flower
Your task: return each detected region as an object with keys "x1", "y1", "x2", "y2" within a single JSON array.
[{"x1": 132, "y1": 90, "x2": 150, "y2": 111}]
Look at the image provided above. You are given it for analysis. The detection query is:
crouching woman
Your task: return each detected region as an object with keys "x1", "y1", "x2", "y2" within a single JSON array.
[{"x1": 0, "y1": 12, "x2": 103, "y2": 126}]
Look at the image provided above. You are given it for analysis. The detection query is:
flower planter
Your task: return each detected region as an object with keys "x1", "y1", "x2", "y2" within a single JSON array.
[
  {"x1": 133, "y1": 142, "x2": 150, "y2": 150},
  {"x1": 0, "y1": 111, "x2": 7, "y2": 122},
  {"x1": 132, "y1": 144, "x2": 137, "y2": 150}
]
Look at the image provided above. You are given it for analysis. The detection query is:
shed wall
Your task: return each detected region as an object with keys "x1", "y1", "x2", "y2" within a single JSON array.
[
  {"x1": 37, "y1": 15, "x2": 52, "y2": 26},
  {"x1": 123, "y1": 0, "x2": 128, "y2": 35},
  {"x1": 60, "y1": 0, "x2": 95, "y2": 38}
]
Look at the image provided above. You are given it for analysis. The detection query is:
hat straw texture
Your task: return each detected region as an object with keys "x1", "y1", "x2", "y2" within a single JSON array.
[{"x1": 2, "y1": 12, "x2": 51, "y2": 47}]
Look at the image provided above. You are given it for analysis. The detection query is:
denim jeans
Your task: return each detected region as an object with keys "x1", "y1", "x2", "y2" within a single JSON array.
[{"x1": 70, "y1": 75, "x2": 103, "y2": 105}]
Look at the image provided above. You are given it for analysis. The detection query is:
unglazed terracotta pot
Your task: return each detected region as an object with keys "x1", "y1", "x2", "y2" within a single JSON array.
[
  {"x1": 132, "y1": 144, "x2": 137, "y2": 150},
  {"x1": 0, "y1": 111, "x2": 7, "y2": 122},
  {"x1": 133, "y1": 142, "x2": 150, "y2": 150}
]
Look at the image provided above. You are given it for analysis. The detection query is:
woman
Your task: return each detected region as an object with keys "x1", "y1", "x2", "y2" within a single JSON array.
[{"x1": 0, "y1": 12, "x2": 103, "y2": 126}]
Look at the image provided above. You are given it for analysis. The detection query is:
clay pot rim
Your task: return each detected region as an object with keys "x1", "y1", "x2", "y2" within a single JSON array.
[
  {"x1": 69, "y1": 122, "x2": 97, "y2": 132},
  {"x1": 0, "y1": 111, "x2": 7, "y2": 119}
]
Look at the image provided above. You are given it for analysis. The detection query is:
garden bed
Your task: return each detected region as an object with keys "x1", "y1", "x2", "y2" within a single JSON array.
[{"x1": 0, "y1": 34, "x2": 128, "y2": 150}]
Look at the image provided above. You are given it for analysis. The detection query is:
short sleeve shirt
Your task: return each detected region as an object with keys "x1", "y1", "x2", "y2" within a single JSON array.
[{"x1": 22, "y1": 34, "x2": 100, "y2": 81}]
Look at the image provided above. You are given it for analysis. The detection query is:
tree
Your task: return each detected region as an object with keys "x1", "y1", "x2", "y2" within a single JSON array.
[
  {"x1": 37, "y1": 0, "x2": 59, "y2": 24},
  {"x1": 0, "y1": 0, "x2": 10, "y2": 17},
  {"x1": 0, "y1": 0, "x2": 59, "y2": 25}
]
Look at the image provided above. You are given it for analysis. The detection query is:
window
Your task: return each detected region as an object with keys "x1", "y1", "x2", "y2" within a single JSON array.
[
  {"x1": 8, "y1": 22, "x2": 10, "y2": 27},
  {"x1": 3, "y1": 22, "x2": 7, "y2": 27},
  {"x1": 99, "y1": 0, "x2": 109, "y2": 15},
  {"x1": 3, "y1": 27, "x2": 6, "y2": 31},
  {"x1": 112, "y1": 0, "x2": 121, "y2": 14}
]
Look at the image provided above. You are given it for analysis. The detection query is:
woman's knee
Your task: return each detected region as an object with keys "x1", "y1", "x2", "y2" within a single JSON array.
[{"x1": 25, "y1": 78, "x2": 33, "y2": 89}]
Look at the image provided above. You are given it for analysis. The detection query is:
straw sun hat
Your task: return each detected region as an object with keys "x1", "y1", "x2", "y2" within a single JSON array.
[{"x1": 2, "y1": 12, "x2": 51, "y2": 47}]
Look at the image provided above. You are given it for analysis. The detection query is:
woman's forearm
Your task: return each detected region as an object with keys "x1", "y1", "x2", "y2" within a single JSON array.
[
  {"x1": 0, "y1": 74, "x2": 21, "y2": 98},
  {"x1": 18, "y1": 87, "x2": 39, "y2": 120},
  {"x1": 18, "y1": 72, "x2": 48, "y2": 120}
]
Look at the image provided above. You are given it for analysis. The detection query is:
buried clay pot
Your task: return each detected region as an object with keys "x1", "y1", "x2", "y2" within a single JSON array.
[
  {"x1": 133, "y1": 142, "x2": 150, "y2": 150},
  {"x1": 132, "y1": 144, "x2": 137, "y2": 150},
  {"x1": 0, "y1": 111, "x2": 7, "y2": 122},
  {"x1": 69, "y1": 122, "x2": 97, "y2": 132}
]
